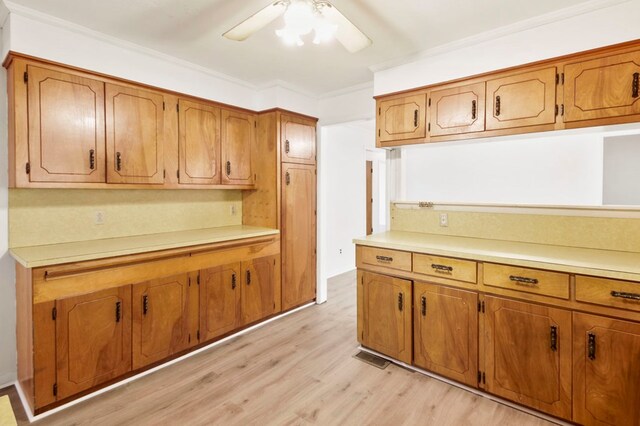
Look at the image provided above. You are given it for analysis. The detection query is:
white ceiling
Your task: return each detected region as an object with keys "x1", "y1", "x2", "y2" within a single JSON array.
[{"x1": 6, "y1": 0, "x2": 594, "y2": 95}]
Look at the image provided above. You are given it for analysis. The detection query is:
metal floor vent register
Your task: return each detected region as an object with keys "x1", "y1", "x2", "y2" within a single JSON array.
[{"x1": 354, "y1": 351, "x2": 390, "y2": 369}]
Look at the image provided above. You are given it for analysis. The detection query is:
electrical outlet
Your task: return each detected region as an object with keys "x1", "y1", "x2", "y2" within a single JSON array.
[
  {"x1": 439, "y1": 213, "x2": 449, "y2": 227},
  {"x1": 95, "y1": 211, "x2": 105, "y2": 225},
  {"x1": 230, "y1": 205, "x2": 237, "y2": 216},
  {"x1": 339, "y1": 248, "x2": 342, "y2": 254}
]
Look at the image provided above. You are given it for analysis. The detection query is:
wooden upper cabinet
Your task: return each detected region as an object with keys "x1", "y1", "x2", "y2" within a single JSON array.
[
  {"x1": 105, "y1": 84, "x2": 165, "y2": 184},
  {"x1": 26, "y1": 65, "x2": 106, "y2": 183},
  {"x1": 361, "y1": 271, "x2": 412, "y2": 364},
  {"x1": 429, "y1": 82, "x2": 486, "y2": 137},
  {"x1": 378, "y1": 94, "x2": 427, "y2": 143},
  {"x1": 485, "y1": 67, "x2": 557, "y2": 130},
  {"x1": 564, "y1": 50, "x2": 640, "y2": 123},
  {"x1": 483, "y1": 296, "x2": 572, "y2": 420},
  {"x1": 132, "y1": 274, "x2": 190, "y2": 369},
  {"x1": 573, "y1": 313, "x2": 640, "y2": 426},
  {"x1": 55, "y1": 286, "x2": 131, "y2": 400},
  {"x1": 200, "y1": 263, "x2": 241, "y2": 342},
  {"x1": 241, "y1": 255, "x2": 278, "y2": 325},
  {"x1": 413, "y1": 282, "x2": 478, "y2": 387},
  {"x1": 178, "y1": 99, "x2": 221, "y2": 185},
  {"x1": 282, "y1": 163, "x2": 316, "y2": 310},
  {"x1": 221, "y1": 109, "x2": 255, "y2": 186},
  {"x1": 281, "y1": 114, "x2": 316, "y2": 165}
]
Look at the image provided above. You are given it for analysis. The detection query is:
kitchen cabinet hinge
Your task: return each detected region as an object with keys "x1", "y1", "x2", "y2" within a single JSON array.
[
  {"x1": 52, "y1": 307, "x2": 57, "y2": 321},
  {"x1": 428, "y1": 98, "x2": 431, "y2": 107},
  {"x1": 254, "y1": 121, "x2": 257, "y2": 128},
  {"x1": 188, "y1": 277, "x2": 191, "y2": 286},
  {"x1": 163, "y1": 101, "x2": 165, "y2": 110},
  {"x1": 23, "y1": 72, "x2": 28, "y2": 83},
  {"x1": 188, "y1": 334, "x2": 191, "y2": 343},
  {"x1": 197, "y1": 330, "x2": 200, "y2": 340},
  {"x1": 163, "y1": 170, "x2": 166, "y2": 179},
  {"x1": 478, "y1": 301, "x2": 485, "y2": 313},
  {"x1": 197, "y1": 274, "x2": 200, "y2": 285},
  {"x1": 378, "y1": 129, "x2": 380, "y2": 137},
  {"x1": 556, "y1": 73, "x2": 560, "y2": 85},
  {"x1": 428, "y1": 123, "x2": 431, "y2": 132},
  {"x1": 378, "y1": 107, "x2": 381, "y2": 115},
  {"x1": 176, "y1": 104, "x2": 179, "y2": 112},
  {"x1": 477, "y1": 371, "x2": 486, "y2": 385},
  {"x1": 555, "y1": 105, "x2": 559, "y2": 116},
  {"x1": 561, "y1": 73, "x2": 564, "y2": 84},
  {"x1": 53, "y1": 383, "x2": 57, "y2": 397},
  {"x1": 177, "y1": 170, "x2": 180, "y2": 179},
  {"x1": 560, "y1": 104, "x2": 564, "y2": 116},
  {"x1": 25, "y1": 163, "x2": 30, "y2": 175},
  {"x1": 273, "y1": 302, "x2": 276, "y2": 309}
]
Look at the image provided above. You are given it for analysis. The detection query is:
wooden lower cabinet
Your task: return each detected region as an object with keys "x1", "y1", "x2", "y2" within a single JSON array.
[
  {"x1": 413, "y1": 282, "x2": 478, "y2": 387},
  {"x1": 359, "y1": 271, "x2": 412, "y2": 364},
  {"x1": 56, "y1": 286, "x2": 132, "y2": 400},
  {"x1": 200, "y1": 263, "x2": 242, "y2": 342},
  {"x1": 242, "y1": 256, "x2": 279, "y2": 324},
  {"x1": 483, "y1": 296, "x2": 572, "y2": 420},
  {"x1": 132, "y1": 274, "x2": 191, "y2": 369},
  {"x1": 573, "y1": 313, "x2": 640, "y2": 426}
]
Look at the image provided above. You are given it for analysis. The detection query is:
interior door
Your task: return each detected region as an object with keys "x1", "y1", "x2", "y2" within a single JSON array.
[
  {"x1": 281, "y1": 113, "x2": 316, "y2": 164},
  {"x1": 429, "y1": 82, "x2": 486, "y2": 137},
  {"x1": 483, "y1": 296, "x2": 572, "y2": 419},
  {"x1": 573, "y1": 313, "x2": 640, "y2": 426},
  {"x1": 282, "y1": 163, "x2": 317, "y2": 310},
  {"x1": 221, "y1": 109, "x2": 254, "y2": 185},
  {"x1": 106, "y1": 84, "x2": 165, "y2": 184},
  {"x1": 178, "y1": 99, "x2": 221, "y2": 184},
  {"x1": 414, "y1": 282, "x2": 478, "y2": 387},
  {"x1": 378, "y1": 94, "x2": 427, "y2": 143},
  {"x1": 200, "y1": 263, "x2": 241, "y2": 342},
  {"x1": 241, "y1": 256, "x2": 278, "y2": 325},
  {"x1": 56, "y1": 286, "x2": 131, "y2": 400},
  {"x1": 486, "y1": 67, "x2": 557, "y2": 130},
  {"x1": 361, "y1": 271, "x2": 412, "y2": 364},
  {"x1": 132, "y1": 274, "x2": 190, "y2": 369},
  {"x1": 27, "y1": 64, "x2": 106, "y2": 183},
  {"x1": 564, "y1": 50, "x2": 640, "y2": 122}
]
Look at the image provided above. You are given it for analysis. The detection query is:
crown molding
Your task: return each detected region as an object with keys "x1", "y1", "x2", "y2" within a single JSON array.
[
  {"x1": 318, "y1": 81, "x2": 373, "y2": 100},
  {"x1": 369, "y1": 0, "x2": 630, "y2": 73}
]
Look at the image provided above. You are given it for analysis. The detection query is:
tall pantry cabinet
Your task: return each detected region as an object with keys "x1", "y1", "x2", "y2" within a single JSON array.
[{"x1": 243, "y1": 110, "x2": 317, "y2": 311}]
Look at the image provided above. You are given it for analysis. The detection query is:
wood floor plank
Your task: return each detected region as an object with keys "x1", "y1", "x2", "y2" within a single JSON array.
[{"x1": 1, "y1": 271, "x2": 557, "y2": 425}]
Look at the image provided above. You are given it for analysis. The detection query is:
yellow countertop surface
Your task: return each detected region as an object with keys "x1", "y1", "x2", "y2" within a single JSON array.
[
  {"x1": 354, "y1": 231, "x2": 640, "y2": 282},
  {"x1": 11, "y1": 225, "x2": 280, "y2": 268}
]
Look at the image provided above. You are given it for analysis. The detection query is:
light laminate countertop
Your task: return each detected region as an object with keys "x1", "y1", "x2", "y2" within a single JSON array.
[
  {"x1": 11, "y1": 225, "x2": 279, "y2": 268},
  {"x1": 354, "y1": 231, "x2": 640, "y2": 282}
]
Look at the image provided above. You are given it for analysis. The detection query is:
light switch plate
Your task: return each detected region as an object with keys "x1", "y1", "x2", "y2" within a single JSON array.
[{"x1": 439, "y1": 213, "x2": 449, "y2": 227}]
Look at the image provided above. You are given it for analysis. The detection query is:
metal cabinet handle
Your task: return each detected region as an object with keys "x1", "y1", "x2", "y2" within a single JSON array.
[
  {"x1": 471, "y1": 100, "x2": 477, "y2": 120},
  {"x1": 143, "y1": 295, "x2": 148, "y2": 315},
  {"x1": 509, "y1": 275, "x2": 539, "y2": 285},
  {"x1": 421, "y1": 296, "x2": 426, "y2": 316},
  {"x1": 231, "y1": 273, "x2": 236, "y2": 290},
  {"x1": 413, "y1": 109, "x2": 419, "y2": 127},
  {"x1": 398, "y1": 292, "x2": 404, "y2": 311},
  {"x1": 376, "y1": 255, "x2": 393, "y2": 262},
  {"x1": 285, "y1": 140, "x2": 290, "y2": 153},
  {"x1": 116, "y1": 152, "x2": 122, "y2": 171},
  {"x1": 285, "y1": 171, "x2": 290, "y2": 185},
  {"x1": 550, "y1": 326, "x2": 558, "y2": 351},
  {"x1": 612, "y1": 290, "x2": 640, "y2": 301},
  {"x1": 115, "y1": 301, "x2": 121, "y2": 323},
  {"x1": 495, "y1": 96, "x2": 501, "y2": 116},
  {"x1": 431, "y1": 264, "x2": 453, "y2": 274},
  {"x1": 89, "y1": 149, "x2": 95, "y2": 170},
  {"x1": 633, "y1": 72, "x2": 639, "y2": 98},
  {"x1": 588, "y1": 333, "x2": 596, "y2": 360},
  {"x1": 246, "y1": 270, "x2": 251, "y2": 285},
  {"x1": 226, "y1": 161, "x2": 231, "y2": 176}
]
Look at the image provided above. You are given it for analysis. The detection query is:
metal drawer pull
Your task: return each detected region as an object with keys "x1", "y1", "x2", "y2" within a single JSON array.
[
  {"x1": 610, "y1": 290, "x2": 640, "y2": 301},
  {"x1": 471, "y1": 100, "x2": 477, "y2": 120},
  {"x1": 231, "y1": 273, "x2": 236, "y2": 289},
  {"x1": 116, "y1": 152, "x2": 122, "y2": 171},
  {"x1": 413, "y1": 109, "x2": 418, "y2": 127},
  {"x1": 550, "y1": 326, "x2": 558, "y2": 351},
  {"x1": 115, "y1": 301, "x2": 121, "y2": 323},
  {"x1": 246, "y1": 270, "x2": 251, "y2": 285},
  {"x1": 226, "y1": 161, "x2": 231, "y2": 176},
  {"x1": 285, "y1": 171, "x2": 291, "y2": 185},
  {"x1": 398, "y1": 292, "x2": 404, "y2": 311},
  {"x1": 89, "y1": 149, "x2": 95, "y2": 170},
  {"x1": 375, "y1": 255, "x2": 393, "y2": 262},
  {"x1": 495, "y1": 96, "x2": 501, "y2": 116},
  {"x1": 588, "y1": 333, "x2": 596, "y2": 360},
  {"x1": 431, "y1": 264, "x2": 453, "y2": 273},
  {"x1": 421, "y1": 296, "x2": 426, "y2": 316},
  {"x1": 633, "y1": 72, "x2": 639, "y2": 98},
  {"x1": 509, "y1": 275, "x2": 539, "y2": 285},
  {"x1": 143, "y1": 295, "x2": 149, "y2": 315},
  {"x1": 285, "y1": 139, "x2": 290, "y2": 153}
]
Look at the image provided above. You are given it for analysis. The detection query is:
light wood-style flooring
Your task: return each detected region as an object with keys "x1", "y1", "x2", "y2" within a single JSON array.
[{"x1": 2, "y1": 271, "x2": 556, "y2": 425}]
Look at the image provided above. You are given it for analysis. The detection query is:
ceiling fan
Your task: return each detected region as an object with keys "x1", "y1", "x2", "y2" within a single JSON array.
[{"x1": 223, "y1": 0, "x2": 372, "y2": 53}]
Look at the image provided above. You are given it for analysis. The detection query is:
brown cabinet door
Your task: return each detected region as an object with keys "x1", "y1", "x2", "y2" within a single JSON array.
[
  {"x1": 361, "y1": 271, "x2": 412, "y2": 364},
  {"x1": 414, "y1": 282, "x2": 478, "y2": 387},
  {"x1": 200, "y1": 263, "x2": 241, "y2": 342},
  {"x1": 132, "y1": 274, "x2": 190, "y2": 369},
  {"x1": 486, "y1": 67, "x2": 557, "y2": 130},
  {"x1": 483, "y1": 296, "x2": 572, "y2": 419},
  {"x1": 221, "y1": 109, "x2": 254, "y2": 185},
  {"x1": 281, "y1": 114, "x2": 316, "y2": 165},
  {"x1": 282, "y1": 163, "x2": 316, "y2": 310},
  {"x1": 429, "y1": 82, "x2": 486, "y2": 137},
  {"x1": 241, "y1": 256, "x2": 277, "y2": 325},
  {"x1": 56, "y1": 286, "x2": 131, "y2": 400},
  {"x1": 564, "y1": 51, "x2": 640, "y2": 123},
  {"x1": 27, "y1": 65, "x2": 106, "y2": 183},
  {"x1": 178, "y1": 99, "x2": 221, "y2": 184},
  {"x1": 106, "y1": 84, "x2": 164, "y2": 184},
  {"x1": 573, "y1": 313, "x2": 640, "y2": 426},
  {"x1": 378, "y1": 94, "x2": 427, "y2": 143}
]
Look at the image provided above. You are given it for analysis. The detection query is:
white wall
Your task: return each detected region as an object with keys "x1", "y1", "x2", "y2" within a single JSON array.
[
  {"x1": 603, "y1": 134, "x2": 640, "y2": 205},
  {"x1": 402, "y1": 133, "x2": 604, "y2": 205},
  {"x1": 318, "y1": 83, "x2": 375, "y2": 126}
]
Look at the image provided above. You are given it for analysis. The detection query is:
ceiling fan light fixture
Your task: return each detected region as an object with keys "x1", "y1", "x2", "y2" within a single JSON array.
[
  {"x1": 276, "y1": 27, "x2": 305, "y2": 46},
  {"x1": 312, "y1": 15, "x2": 337, "y2": 45}
]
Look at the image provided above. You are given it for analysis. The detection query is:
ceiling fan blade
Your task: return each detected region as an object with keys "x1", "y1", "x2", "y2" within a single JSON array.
[
  {"x1": 320, "y1": 3, "x2": 371, "y2": 53},
  {"x1": 223, "y1": 1, "x2": 288, "y2": 41}
]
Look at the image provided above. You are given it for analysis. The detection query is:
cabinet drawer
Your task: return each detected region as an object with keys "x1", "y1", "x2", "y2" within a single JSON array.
[
  {"x1": 359, "y1": 247, "x2": 411, "y2": 272},
  {"x1": 576, "y1": 275, "x2": 640, "y2": 312},
  {"x1": 413, "y1": 253, "x2": 477, "y2": 283},
  {"x1": 483, "y1": 264, "x2": 569, "y2": 299}
]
